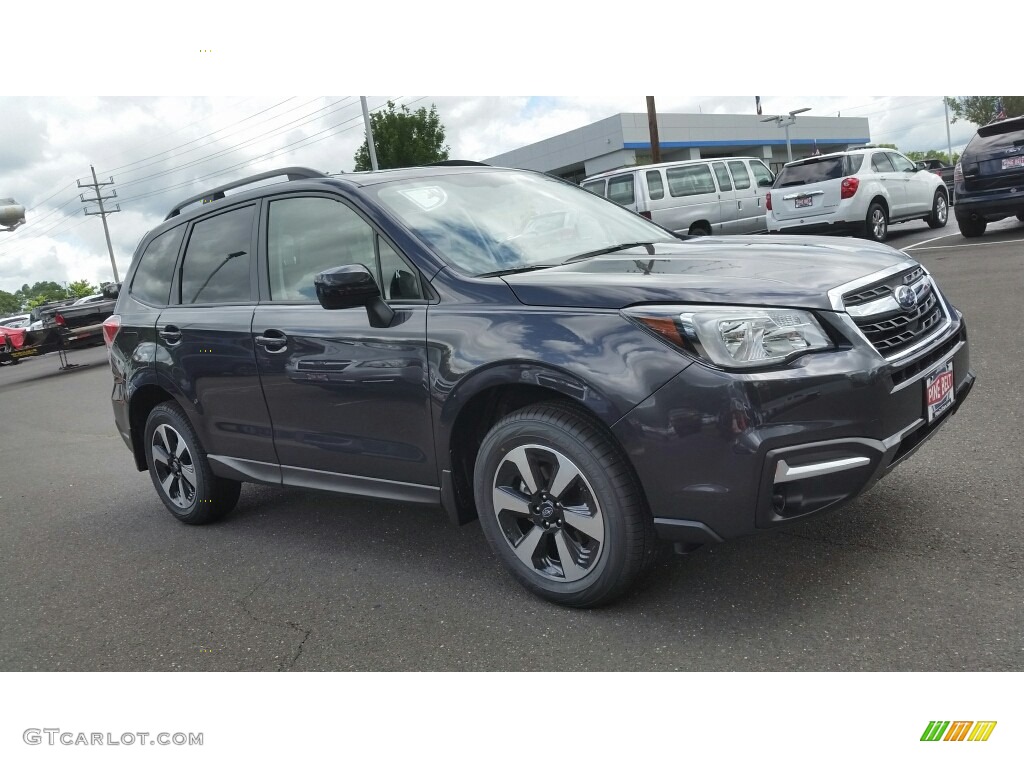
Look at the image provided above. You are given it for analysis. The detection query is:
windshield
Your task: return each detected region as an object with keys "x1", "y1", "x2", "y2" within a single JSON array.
[{"x1": 371, "y1": 170, "x2": 676, "y2": 276}]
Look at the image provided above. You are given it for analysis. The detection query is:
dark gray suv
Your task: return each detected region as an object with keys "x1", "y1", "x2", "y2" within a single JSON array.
[{"x1": 103, "y1": 165, "x2": 975, "y2": 606}]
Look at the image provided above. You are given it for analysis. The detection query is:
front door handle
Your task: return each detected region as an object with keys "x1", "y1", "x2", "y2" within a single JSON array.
[{"x1": 255, "y1": 329, "x2": 288, "y2": 353}]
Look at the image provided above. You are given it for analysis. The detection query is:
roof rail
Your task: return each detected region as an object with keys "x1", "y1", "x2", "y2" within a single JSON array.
[
  {"x1": 165, "y1": 167, "x2": 327, "y2": 220},
  {"x1": 422, "y1": 160, "x2": 490, "y2": 167}
]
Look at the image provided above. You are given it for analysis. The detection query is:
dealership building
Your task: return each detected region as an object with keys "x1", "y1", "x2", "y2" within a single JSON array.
[{"x1": 484, "y1": 112, "x2": 871, "y2": 182}]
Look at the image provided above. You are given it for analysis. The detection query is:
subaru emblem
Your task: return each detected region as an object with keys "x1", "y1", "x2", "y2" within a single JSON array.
[{"x1": 895, "y1": 284, "x2": 917, "y2": 311}]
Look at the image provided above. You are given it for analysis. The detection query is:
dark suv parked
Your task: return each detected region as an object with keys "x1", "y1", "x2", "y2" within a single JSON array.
[
  {"x1": 104, "y1": 164, "x2": 974, "y2": 606},
  {"x1": 954, "y1": 115, "x2": 1024, "y2": 237}
]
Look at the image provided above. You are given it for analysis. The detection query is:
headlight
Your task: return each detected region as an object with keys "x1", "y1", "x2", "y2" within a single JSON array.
[{"x1": 623, "y1": 305, "x2": 833, "y2": 369}]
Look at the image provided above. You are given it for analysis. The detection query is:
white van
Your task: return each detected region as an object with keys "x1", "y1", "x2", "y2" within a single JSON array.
[{"x1": 581, "y1": 157, "x2": 775, "y2": 236}]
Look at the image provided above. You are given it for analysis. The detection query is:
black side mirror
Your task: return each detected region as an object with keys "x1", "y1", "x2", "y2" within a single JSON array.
[
  {"x1": 315, "y1": 264, "x2": 394, "y2": 328},
  {"x1": 757, "y1": 177, "x2": 773, "y2": 188},
  {"x1": 101, "y1": 282, "x2": 121, "y2": 299}
]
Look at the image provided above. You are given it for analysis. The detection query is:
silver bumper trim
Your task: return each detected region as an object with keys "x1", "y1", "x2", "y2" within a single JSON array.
[{"x1": 774, "y1": 456, "x2": 871, "y2": 484}]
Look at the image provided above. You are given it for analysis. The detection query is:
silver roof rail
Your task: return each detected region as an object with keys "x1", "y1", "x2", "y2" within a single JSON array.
[{"x1": 164, "y1": 167, "x2": 327, "y2": 220}]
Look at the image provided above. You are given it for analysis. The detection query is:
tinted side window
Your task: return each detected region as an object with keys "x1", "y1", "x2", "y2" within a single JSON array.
[
  {"x1": 727, "y1": 161, "x2": 751, "y2": 190},
  {"x1": 871, "y1": 153, "x2": 895, "y2": 173},
  {"x1": 581, "y1": 180, "x2": 606, "y2": 197},
  {"x1": 712, "y1": 162, "x2": 733, "y2": 191},
  {"x1": 130, "y1": 226, "x2": 184, "y2": 306},
  {"x1": 268, "y1": 197, "x2": 378, "y2": 302},
  {"x1": 180, "y1": 207, "x2": 254, "y2": 304},
  {"x1": 645, "y1": 170, "x2": 665, "y2": 200},
  {"x1": 666, "y1": 164, "x2": 716, "y2": 197},
  {"x1": 749, "y1": 160, "x2": 774, "y2": 186},
  {"x1": 607, "y1": 174, "x2": 635, "y2": 206},
  {"x1": 845, "y1": 155, "x2": 865, "y2": 175},
  {"x1": 889, "y1": 152, "x2": 915, "y2": 172},
  {"x1": 378, "y1": 236, "x2": 423, "y2": 301}
]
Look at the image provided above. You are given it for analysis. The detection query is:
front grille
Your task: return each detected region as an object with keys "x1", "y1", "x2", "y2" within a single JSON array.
[{"x1": 843, "y1": 267, "x2": 948, "y2": 359}]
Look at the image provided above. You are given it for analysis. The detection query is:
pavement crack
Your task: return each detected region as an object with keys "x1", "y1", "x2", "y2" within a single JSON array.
[{"x1": 237, "y1": 574, "x2": 312, "y2": 671}]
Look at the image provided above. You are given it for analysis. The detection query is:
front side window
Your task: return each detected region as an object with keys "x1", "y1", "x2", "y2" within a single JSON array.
[
  {"x1": 871, "y1": 153, "x2": 896, "y2": 173},
  {"x1": 727, "y1": 160, "x2": 751, "y2": 190},
  {"x1": 666, "y1": 164, "x2": 716, "y2": 197},
  {"x1": 607, "y1": 174, "x2": 636, "y2": 206},
  {"x1": 749, "y1": 160, "x2": 774, "y2": 186},
  {"x1": 888, "y1": 152, "x2": 916, "y2": 173},
  {"x1": 130, "y1": 225, "x2": 184, "y2": 306},
  {"x1": 267, "y1": 197, "x2": 378, "y2": 302},
  {"x1": 179, "y1": 207, "x2": 254, "y2": 305}
]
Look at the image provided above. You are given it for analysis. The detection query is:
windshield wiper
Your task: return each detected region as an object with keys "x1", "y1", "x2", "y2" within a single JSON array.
[
  {"x1": 476, "y1": 264, "x2": 559, "y2": 278},
  {"x1": 562, "y1": 241, "x2": 658, "y2": 264}
]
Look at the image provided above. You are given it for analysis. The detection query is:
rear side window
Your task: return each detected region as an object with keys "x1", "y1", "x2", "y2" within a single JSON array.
[
  {"x1": 607, "y1": 174, "x2": 635, "y2": 206},
  {"x1": 130, "y1": 225, "x2": 185, "y2": 306},
  {"x1": 645, "y1": 170, "x2": 665, "y2": 200},
  {"x1": 581, "y1": 180, "x2": 606, "y2": 197},
  {"x1": 845, "y1": 155, "x2": 864, "y2": 174},
  {"x1": 180, "y1": 206, "x2": 255, "y2": 304},
  {"x1": 871, "y1": 153, "x2": 895, "y2": 173},
  {"x1": 666, "y1": 164, "x2": 716, "y2": 197},
  {"x1": 775, "y1": 157, "x2": 845, "y2": 187},
  {"x1": 711, "y1": 162, "x2": 733, "y2": 192},
  {"x1": 727, "y1": 160, "x2": 751, "y2": 190}
]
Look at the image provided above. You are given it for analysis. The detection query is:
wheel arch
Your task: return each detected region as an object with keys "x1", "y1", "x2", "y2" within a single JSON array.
[{"x1": 127, "y1": 384, "x2": 177, "y2": 471}]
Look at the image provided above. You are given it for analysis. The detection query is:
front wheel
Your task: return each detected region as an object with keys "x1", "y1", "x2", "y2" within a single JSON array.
[
  {"x1": 474, "y1": 403, "x2": 657, "y2": 607},
  {"x1": 926, "y1": 189, "x2": 949, "y2": 229},
  {"x1": 864, "y1": 202, "x2": 889, "y2": 242},
  {"x1": 144, "y1": 403, "x2": 241, "y2": 524}
]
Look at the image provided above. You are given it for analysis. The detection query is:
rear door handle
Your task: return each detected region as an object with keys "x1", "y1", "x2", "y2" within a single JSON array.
[
  {"x1": 158, "y1": 326, "x2": 182, "y2": 344},
  {"x1": 255, "y1": 329, "x2": 288, "y2": 352}
]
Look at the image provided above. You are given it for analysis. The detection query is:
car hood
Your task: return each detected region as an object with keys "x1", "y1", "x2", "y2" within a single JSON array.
[{"x1": 501, "y1": 235, "x2": 913, "y2": 310}]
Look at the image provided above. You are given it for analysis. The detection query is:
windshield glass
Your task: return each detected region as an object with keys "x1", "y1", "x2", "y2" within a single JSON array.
[{"x1": 371, "y1": 170, "x2": 676, "y2": 276}]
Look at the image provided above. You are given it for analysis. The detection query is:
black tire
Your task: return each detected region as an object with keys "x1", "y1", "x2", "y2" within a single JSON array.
[
  {"x1": 474, "y1": 402, "x2": 657, "y2": 608},
  {"x1": 864, "y1": 202, "x2": 889, "y2": 242},
  {"x1": 143, "y1": 403, "x2": 241, "y2": 524},
  {"x1": 956, "y1": 215, "x2": 987, "y2": 238},
  {"x1": 1016, "y1": 213, "x2": 1024, "y2": 222},
  {"x1": 926, "y1": 189, "x2": 949, "y2": 229},
  {"x1": 689, "y1": 223, "x2": 711, "y2": 237}
]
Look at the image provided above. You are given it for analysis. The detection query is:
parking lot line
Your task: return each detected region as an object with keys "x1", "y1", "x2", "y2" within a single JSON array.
[
  {"x1": 910, "y1": 237, "x2": 1024, "y2": 251},
  {"x1": 901, "y1": 232, "x2": 962, "y2": 251}
]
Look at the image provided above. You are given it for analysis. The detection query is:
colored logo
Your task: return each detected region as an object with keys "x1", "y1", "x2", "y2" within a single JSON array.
[{"x1": 920, "y1": 721, "x2": 997, "y2": 742}]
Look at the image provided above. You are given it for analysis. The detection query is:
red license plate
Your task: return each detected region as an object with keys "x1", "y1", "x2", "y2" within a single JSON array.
[
  {"x1": 795, "y1": 196, "x2": 814, "y2": 209},
  {"x1": 1001, "y1": 156, "x2": 1024, "y2": 170},
  {"x1": 925, "y1": 360, "x2": 955, "y2": 422}
]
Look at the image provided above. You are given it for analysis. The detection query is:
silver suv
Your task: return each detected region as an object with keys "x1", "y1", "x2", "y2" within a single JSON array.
[{"x1": 766, "y1": 148, "x2": 949, "y2": 242}]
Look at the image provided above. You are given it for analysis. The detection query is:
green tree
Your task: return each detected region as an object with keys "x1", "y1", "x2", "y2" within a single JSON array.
[
  {"x1": 353, "y1": 101, "x2": 451, "y2": 171},
  {"x1": 66, "y1": 279, "x2": 99, "y2": 298},
  {"x1": 944, "y1": 96, "x2": 1024, "y2": 125},
  {"x1": 0, "y1": 289, "x2": 21, "y2": 314},
  {"x1": 15, "y1": 281, "x2": 68, "y2": 309},
  {"x1": 905, "y1": 150, "x2": 960, "y2": 166}
]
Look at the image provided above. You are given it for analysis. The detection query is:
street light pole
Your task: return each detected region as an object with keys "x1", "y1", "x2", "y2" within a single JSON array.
[{"x1": 761, "y1": 107, "x2": 810, "y2": 164}]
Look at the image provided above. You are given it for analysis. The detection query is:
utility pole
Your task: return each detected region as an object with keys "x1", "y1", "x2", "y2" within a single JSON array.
[
  {"x1": 943, "y1": 97, "x2": 955, "y2": 204},
  {"x1": 761, "y1": 107, "x2": 811, "y2": 163},
  {"x1": 360, "y1": 96, "x2": 380, "y2": 171},
  {"x1": 78, "y1": 165, "x2": 120, "y2": 282},
  {"x1": 646, "y1": 96, "x2": 661, "y2": 164}
]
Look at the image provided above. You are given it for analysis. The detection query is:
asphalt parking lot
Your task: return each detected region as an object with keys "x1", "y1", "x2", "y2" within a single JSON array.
[{"x1": 2, "y1": 215, "x2": 1022, "y2": 672}]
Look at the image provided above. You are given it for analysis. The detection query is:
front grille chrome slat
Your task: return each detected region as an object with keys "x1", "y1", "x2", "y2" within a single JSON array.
[{"x1": 842, "y1": 267, "x2": 949, "y2": 361}]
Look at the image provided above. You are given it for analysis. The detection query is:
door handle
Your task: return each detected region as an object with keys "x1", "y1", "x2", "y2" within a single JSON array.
[
  {"x1": 158, "y1": 326, "x2": 182, "y2": 344},
  {"x1": 737, "y1": 201, "x2": 742, "y2": 210},
  {"x1": 255, "y1": 330, "x2": 288, "y2": 353}
]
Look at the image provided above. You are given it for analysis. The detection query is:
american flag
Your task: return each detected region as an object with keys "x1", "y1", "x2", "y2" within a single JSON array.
[{"x1": 995, "y1": 98, "x2": 1007, "y2": 120}]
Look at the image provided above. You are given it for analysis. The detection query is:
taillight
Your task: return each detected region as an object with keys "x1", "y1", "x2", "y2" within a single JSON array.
[
  {"x1": 953, "y1": 162, "x2": 963, "y2": 185},
  {"x1": 102, "y1": 314, "x2": 121, "y2": 347},
  {"x1": 840, "y1": 177, "x2": 860, "y2": 199},
  {"x1": 55, "y1": 313, "x2": 66, "y2": 327},
  {"x1": 766, "y1": 191, "x2": 772, "y2": 211}
]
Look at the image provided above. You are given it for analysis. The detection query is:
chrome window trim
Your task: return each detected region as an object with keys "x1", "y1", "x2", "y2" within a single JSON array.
[{"x1": 828, "y1": 262, "x2": 915, "y2": 311}]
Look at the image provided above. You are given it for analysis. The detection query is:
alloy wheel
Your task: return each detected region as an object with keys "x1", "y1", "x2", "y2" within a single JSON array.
[
  {"x1": 936, "y1": 195, "x2": 948, "y2": 224},
  {"x1": 491, "y1": 444, "x2": 606, "y2": 582},
  {"x1": 151, "y1": 424, "x2": 197, "y2": 509},
  {"x1": 871, "y1": 208, "x2": 887, "y2": 240}
]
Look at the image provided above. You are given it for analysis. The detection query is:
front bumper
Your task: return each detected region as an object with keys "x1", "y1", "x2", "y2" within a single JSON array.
[{"x1": 612, "y1": 312, "x2": 973, "y2": 544}]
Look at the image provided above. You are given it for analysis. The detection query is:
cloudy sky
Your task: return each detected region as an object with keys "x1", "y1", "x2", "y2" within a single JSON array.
[{"x1": 1, "y1": 1, "x2": 1010, "y2": 295}]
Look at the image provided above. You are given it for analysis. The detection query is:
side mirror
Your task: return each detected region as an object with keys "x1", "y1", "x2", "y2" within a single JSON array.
[
  {"x1": 101, "y1": 282, "x2": 121, "y2": 299},
  {"x1": 757, "y1": 177, "x2": 773, "y2": 188},
  {"x1": 315, "y1": 264, "x2": 394, "y2": 327}
]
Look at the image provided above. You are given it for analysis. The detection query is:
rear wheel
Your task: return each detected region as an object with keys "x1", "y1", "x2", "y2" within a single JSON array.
[
  {"x1": 926, "y1": 189, "x2": 948, "y2": 229},
  {"x1": 864, "y1": 202, "x2": 888, "y2": 242},
  {"x1": 144, "y1": 403, "x2": 241, "y2": 524},
  {"x1": 474, "y1": 403, "x2": 657, "y2": 607},
  {"x1": 688, "y1": 223, "x2": 711, "y2": 237},
  {"x1": 956, "y1": 215, "x2": 987, "y2": 238}
]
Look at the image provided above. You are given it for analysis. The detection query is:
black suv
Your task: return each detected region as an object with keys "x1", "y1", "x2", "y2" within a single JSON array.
[
  {"x1": 954, "y1": 115, "x2": 1024, "y2": 237},
  {"x1": 104, "y1": 164, "x2": 974, "y2": 606}
]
